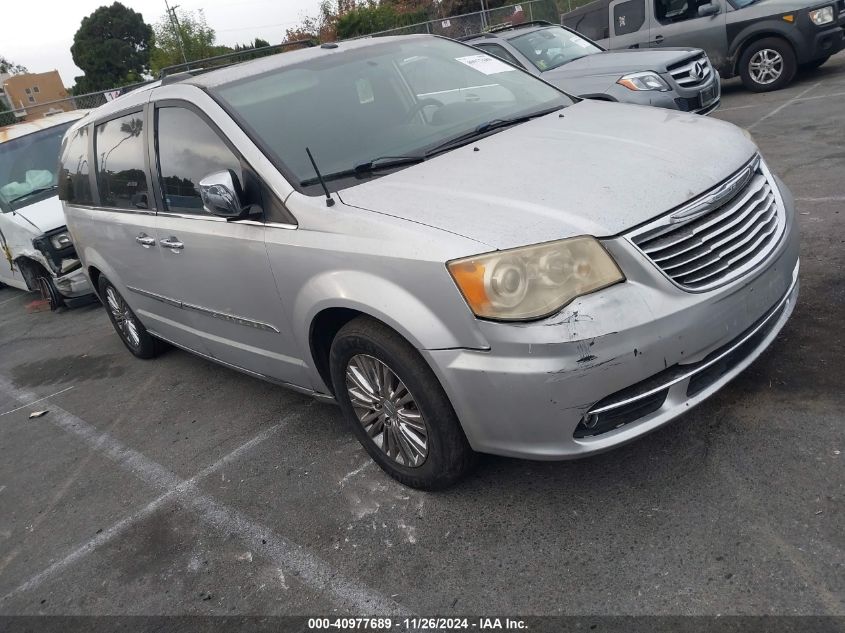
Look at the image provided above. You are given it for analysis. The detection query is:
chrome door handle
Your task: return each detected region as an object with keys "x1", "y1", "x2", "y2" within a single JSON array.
[
  {"x1": 651, "y1": 35, "x2": 664, "y2": 44},
  {"x1": 135, "y1": 233, "x2": 156, "y2": 248},
  {"x1": 160, "y1": 237, "x2": 184, "y2": 251}
]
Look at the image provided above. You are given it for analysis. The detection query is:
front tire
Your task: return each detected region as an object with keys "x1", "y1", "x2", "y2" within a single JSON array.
[
  {"x1": 329, "y1": 316, "x2": 477, "y2": 490},
  {"x1": 99, "y1": 277, "x2": 164, "y2": 359},
  {"x1": 739, "y1": 38, "x2": 796, "y2": 92}
]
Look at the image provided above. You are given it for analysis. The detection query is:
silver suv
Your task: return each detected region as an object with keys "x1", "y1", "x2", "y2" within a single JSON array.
[
  {"x1": 61, "y1": 35, "x2": 799, "y2": 489},
  {"x1": 464, "y1": 22, "x2": 720, "y2": 114}
]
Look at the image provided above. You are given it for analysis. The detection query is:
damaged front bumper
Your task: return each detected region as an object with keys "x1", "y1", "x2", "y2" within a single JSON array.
[
  {"x1": 53, "y1": 265, "x2": 93, "y2": 299},
  {"x1": 423, "y1": 186, "x2": 800, "y2": 460}
]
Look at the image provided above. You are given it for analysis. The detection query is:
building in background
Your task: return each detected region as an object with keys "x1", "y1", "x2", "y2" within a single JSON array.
[{"x1": 1, "y1": 71, "x2": 71, "y2": 119}]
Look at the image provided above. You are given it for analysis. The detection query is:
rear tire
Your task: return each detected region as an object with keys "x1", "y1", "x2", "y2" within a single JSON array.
[
  {"x1": 329, "y1": 316, "x2": 477, "y2": 490},
  {"x1": 739, "y1": 38, "x2": 796, "y2": 92},
  {"x1": 99, "y1": 277, "x2": 165, "y2": 359}
]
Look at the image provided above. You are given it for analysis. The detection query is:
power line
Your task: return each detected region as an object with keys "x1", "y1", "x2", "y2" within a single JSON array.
[{"x1": 163, "y1": 0, "x2": 188, "y2": 65}]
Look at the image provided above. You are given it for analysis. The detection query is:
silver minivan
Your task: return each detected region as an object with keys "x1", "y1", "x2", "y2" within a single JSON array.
[{"x1": 61, "y1": 36, "x2": 799, "y2": 489}]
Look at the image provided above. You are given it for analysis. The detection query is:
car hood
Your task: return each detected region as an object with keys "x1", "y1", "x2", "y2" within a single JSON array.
[
  {"x1": 338, "y1": 100, "x2": 756, "y2": 250},
  {"x1": 544, "y1": 48, "x2": 701, "y2": 78},
  {"x1": 7, "y1": 195, "x2": 65, "y2": 234}
]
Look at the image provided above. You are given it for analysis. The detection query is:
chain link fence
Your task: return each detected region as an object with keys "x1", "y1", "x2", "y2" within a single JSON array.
[
  {"x1": 358, "y1": 0, "x2": 562, "y2": 40},
  {"x1": 0, "y1": 81, "x2": 153, "y2": 127}
]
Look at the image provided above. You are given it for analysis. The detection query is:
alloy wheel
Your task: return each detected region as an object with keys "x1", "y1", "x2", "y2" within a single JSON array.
[
  {"x1": 105, "y1": 286, "x2": 141, "y2": 349},
  {"x1": 749, "y1": 49, "x2": 784, "y2": 85},
  {"x1": 345, "y1": 354, "x2": 429, "y2": 468}
]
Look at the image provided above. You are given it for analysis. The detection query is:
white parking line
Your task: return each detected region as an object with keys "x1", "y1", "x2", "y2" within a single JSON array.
[
  {"x1": 796, "y1": 196, "x2": 845, "y2": 203},
  {"x1": 0, "y1": 377, "x2": 408, "y2": 615},
  {"x1": 748, "y1": 83, "x2": 820, "y2": 130},
  {"x1": 0, "y1": 386, "x2": 74, "y2": 417},
  {"x1": 2, "y1": 421, "x2": 284, "y2": 600},
  {"x1": 716, "y1": 89, "x2": 845, "y2": 114},
  {"x1": 0, "y1": 294, "x2": 26, "y2": 307}
]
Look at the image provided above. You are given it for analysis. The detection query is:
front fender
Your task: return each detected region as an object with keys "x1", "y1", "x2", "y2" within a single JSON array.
[
  {"x1": 293, "y1": 269, "x2": 491, "y2": 356},
  {"x1": 728, "y1": 22, "x2": 801, "y2": 71}
]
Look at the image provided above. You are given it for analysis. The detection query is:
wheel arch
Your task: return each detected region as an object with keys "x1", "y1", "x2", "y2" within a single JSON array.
[
  {"x1": 299, "y1": 271, "x2": 489, "y2": 394},
  {"x1": 13, "y1": 256, "x2": 47, "y2": 291},
  {"x1": 731, "y1": 29, "x2": 798, "y2": 76}
]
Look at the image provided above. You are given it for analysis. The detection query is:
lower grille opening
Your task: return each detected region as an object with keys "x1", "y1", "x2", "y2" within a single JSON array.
[
  {"x1": 686, "y1": 307, "x2": 780, "y2": 397},
  {"x1": 574, "y1": 389, "x2": 668, "y2": 439}
]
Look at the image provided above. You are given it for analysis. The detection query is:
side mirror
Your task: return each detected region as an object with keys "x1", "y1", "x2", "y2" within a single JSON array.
[
  {"x1": 698, "y1": 2, "x2": 720, "y2": 16},
  {"x1": 198, "y1": 169, "x2": 246, "y2": 219}
]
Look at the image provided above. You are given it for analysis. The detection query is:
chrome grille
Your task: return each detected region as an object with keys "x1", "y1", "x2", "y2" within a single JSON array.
[
  {"x1": 667, "y1": 52, "x2": 713, "y2": 88},
  {"x1": 629, "y1": 157, "x2": 785, "y2": 291}
]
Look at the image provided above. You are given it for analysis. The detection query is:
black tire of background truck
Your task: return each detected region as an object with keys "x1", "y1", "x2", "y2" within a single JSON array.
[
  {"x1": 329, "y1": 315, "x2": 478, "y2": 490},
  {"x1": 98, "y1": 276, "x2": 166, "y2": 359},
  {"x1": 739, "y1": 37, "x2": 797, "y2": 92}
]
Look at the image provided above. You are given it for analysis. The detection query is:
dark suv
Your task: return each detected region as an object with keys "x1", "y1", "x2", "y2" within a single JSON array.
[{"x1": 562, "y1": 0, "x2": 844, "y2": 91}]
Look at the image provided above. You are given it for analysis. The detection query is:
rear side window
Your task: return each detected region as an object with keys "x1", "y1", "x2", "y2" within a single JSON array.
[
  {"x1": 58, "y1": 127, "x2": 93, "y2": 205},
  {"x1": 563, "y1": 3, "x2": 610, "y2": 40},
  {"x1": 614, "y1": 0, "x2": 646, "y2": 34},
  {"x1": 156, "y1": 107, "x2": 242, "y2": 215},
  {"x1": 474, "y1": 43, "x2": 527, "y2": 69},
  {"x1": 94, "y1": 112, "x2": 149, "y2": 210},
  {"x1": 654, "y1": 0, "x2": 702, "y2": 23}
]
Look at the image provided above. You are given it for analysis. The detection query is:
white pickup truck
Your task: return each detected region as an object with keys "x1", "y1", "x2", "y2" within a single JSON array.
[{"x1": 0, "y1": 111, "x2": 93, "y2": 308}]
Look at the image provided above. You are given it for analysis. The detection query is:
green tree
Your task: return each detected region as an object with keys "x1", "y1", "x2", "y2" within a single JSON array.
[
  {"x1": 150, "y1": 8, "x2": 232, "y2": 75},
  {"x1": 71, "y1": 2, "x2": 153, "y2": 93},
  {"x1": 0, "y1": 55, "x2": 28, "y2": 75},
  {"x1": 232, "y1": 38, "x2": 274, "y2": 62}
]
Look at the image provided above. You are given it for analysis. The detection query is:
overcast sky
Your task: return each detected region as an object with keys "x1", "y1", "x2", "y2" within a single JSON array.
[{"x1": 3, "y1": 0, "x2": 318, "y2": 86}]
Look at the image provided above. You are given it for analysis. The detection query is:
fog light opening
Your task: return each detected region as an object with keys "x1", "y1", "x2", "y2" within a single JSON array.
[{"x1": 581, "y1": 413, "x2": 600, "y2": 429}]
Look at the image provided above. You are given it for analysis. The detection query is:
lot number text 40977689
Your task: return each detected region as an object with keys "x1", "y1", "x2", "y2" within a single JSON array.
[{"x1": 306, "y1": 617, "x2": 528, "y2": 630}]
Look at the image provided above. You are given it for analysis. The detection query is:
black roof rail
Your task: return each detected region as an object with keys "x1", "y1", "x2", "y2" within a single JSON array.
[
  {"x1": 458, "y1": 19, "x2": 555, "y2": 41},
  {"x1": 157, "y1": 38, "x2": 318, "y2": 80},
  {"x1": 487, "y1": 19, "x2": 554, "y2": 33},
  {"x1": 458, "y1": 32, "x2": 498, "y2": 41}
]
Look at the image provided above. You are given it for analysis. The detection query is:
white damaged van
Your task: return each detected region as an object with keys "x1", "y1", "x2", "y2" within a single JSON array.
[{"x1": 0, "y1": 111, "x2": 93, "y2": 307}]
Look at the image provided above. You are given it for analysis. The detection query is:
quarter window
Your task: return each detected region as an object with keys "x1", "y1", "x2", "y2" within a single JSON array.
[
  {"x1": 94, "y1": 112, "x2": 149, "y2": 210},
  {"x1": 58, "y1": 126, "x2": 94, "y2": 206},
  {"x1": 563, "y1": 4, "x2": 610, "y2": 41},
  {"x1": 614, "y1": 0, "x2": 646, "y2": 34},
  {"x1": 156, "y1": 107, "x2": 242, "y2": 215}
]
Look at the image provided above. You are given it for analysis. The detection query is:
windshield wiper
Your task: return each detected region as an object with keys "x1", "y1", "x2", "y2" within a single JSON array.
[
  {"x1": 11, "y1": 185, "x2": 57, "y2": 203},
  {"x1": 423, "y1": 105, "x2": 566, "y2": 157},
  {"x1": 299, "y1": 155, "x2": 425, "y2": 187}
]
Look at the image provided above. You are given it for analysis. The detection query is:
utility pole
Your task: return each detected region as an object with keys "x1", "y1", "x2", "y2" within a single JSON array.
[{"x1": 164, "y1": 0, "x2": 188, "y2": 65}]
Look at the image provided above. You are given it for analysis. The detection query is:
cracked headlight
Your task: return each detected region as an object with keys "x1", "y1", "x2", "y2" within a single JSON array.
[
  {"x1": 809, "y1": 6, "x2": 834, "y2": 24},
  {"x1": 448, "y1": 237, "x2": 625, "y2": 321},
  {"x1": 50, "y1": 231, "x2": 73, "y2": 250},
  {"x1": 617, "y1": 71, "x2": 670, "y2": 91}
]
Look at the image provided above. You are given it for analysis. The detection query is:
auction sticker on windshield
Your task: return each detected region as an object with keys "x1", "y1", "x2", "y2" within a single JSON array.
[{"x1": 455, "y1": 54, "x2": 516, "y2": 74}]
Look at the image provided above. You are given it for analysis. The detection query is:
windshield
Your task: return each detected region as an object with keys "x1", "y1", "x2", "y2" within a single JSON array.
[
  {"x1": 212, "y1": 37, "x2": 572, "y2": 192},
  {"x1": 510, "y1": 26, "x2": 602, "y2": 72},
  {"x1": 0, "y1": 121, "x2": 74, "y2": 212}
]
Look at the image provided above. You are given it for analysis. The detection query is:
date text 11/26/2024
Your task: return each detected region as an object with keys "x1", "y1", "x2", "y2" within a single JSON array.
[{"x1": 307, "y1": 617, "x2": 528, "y2": 630}]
